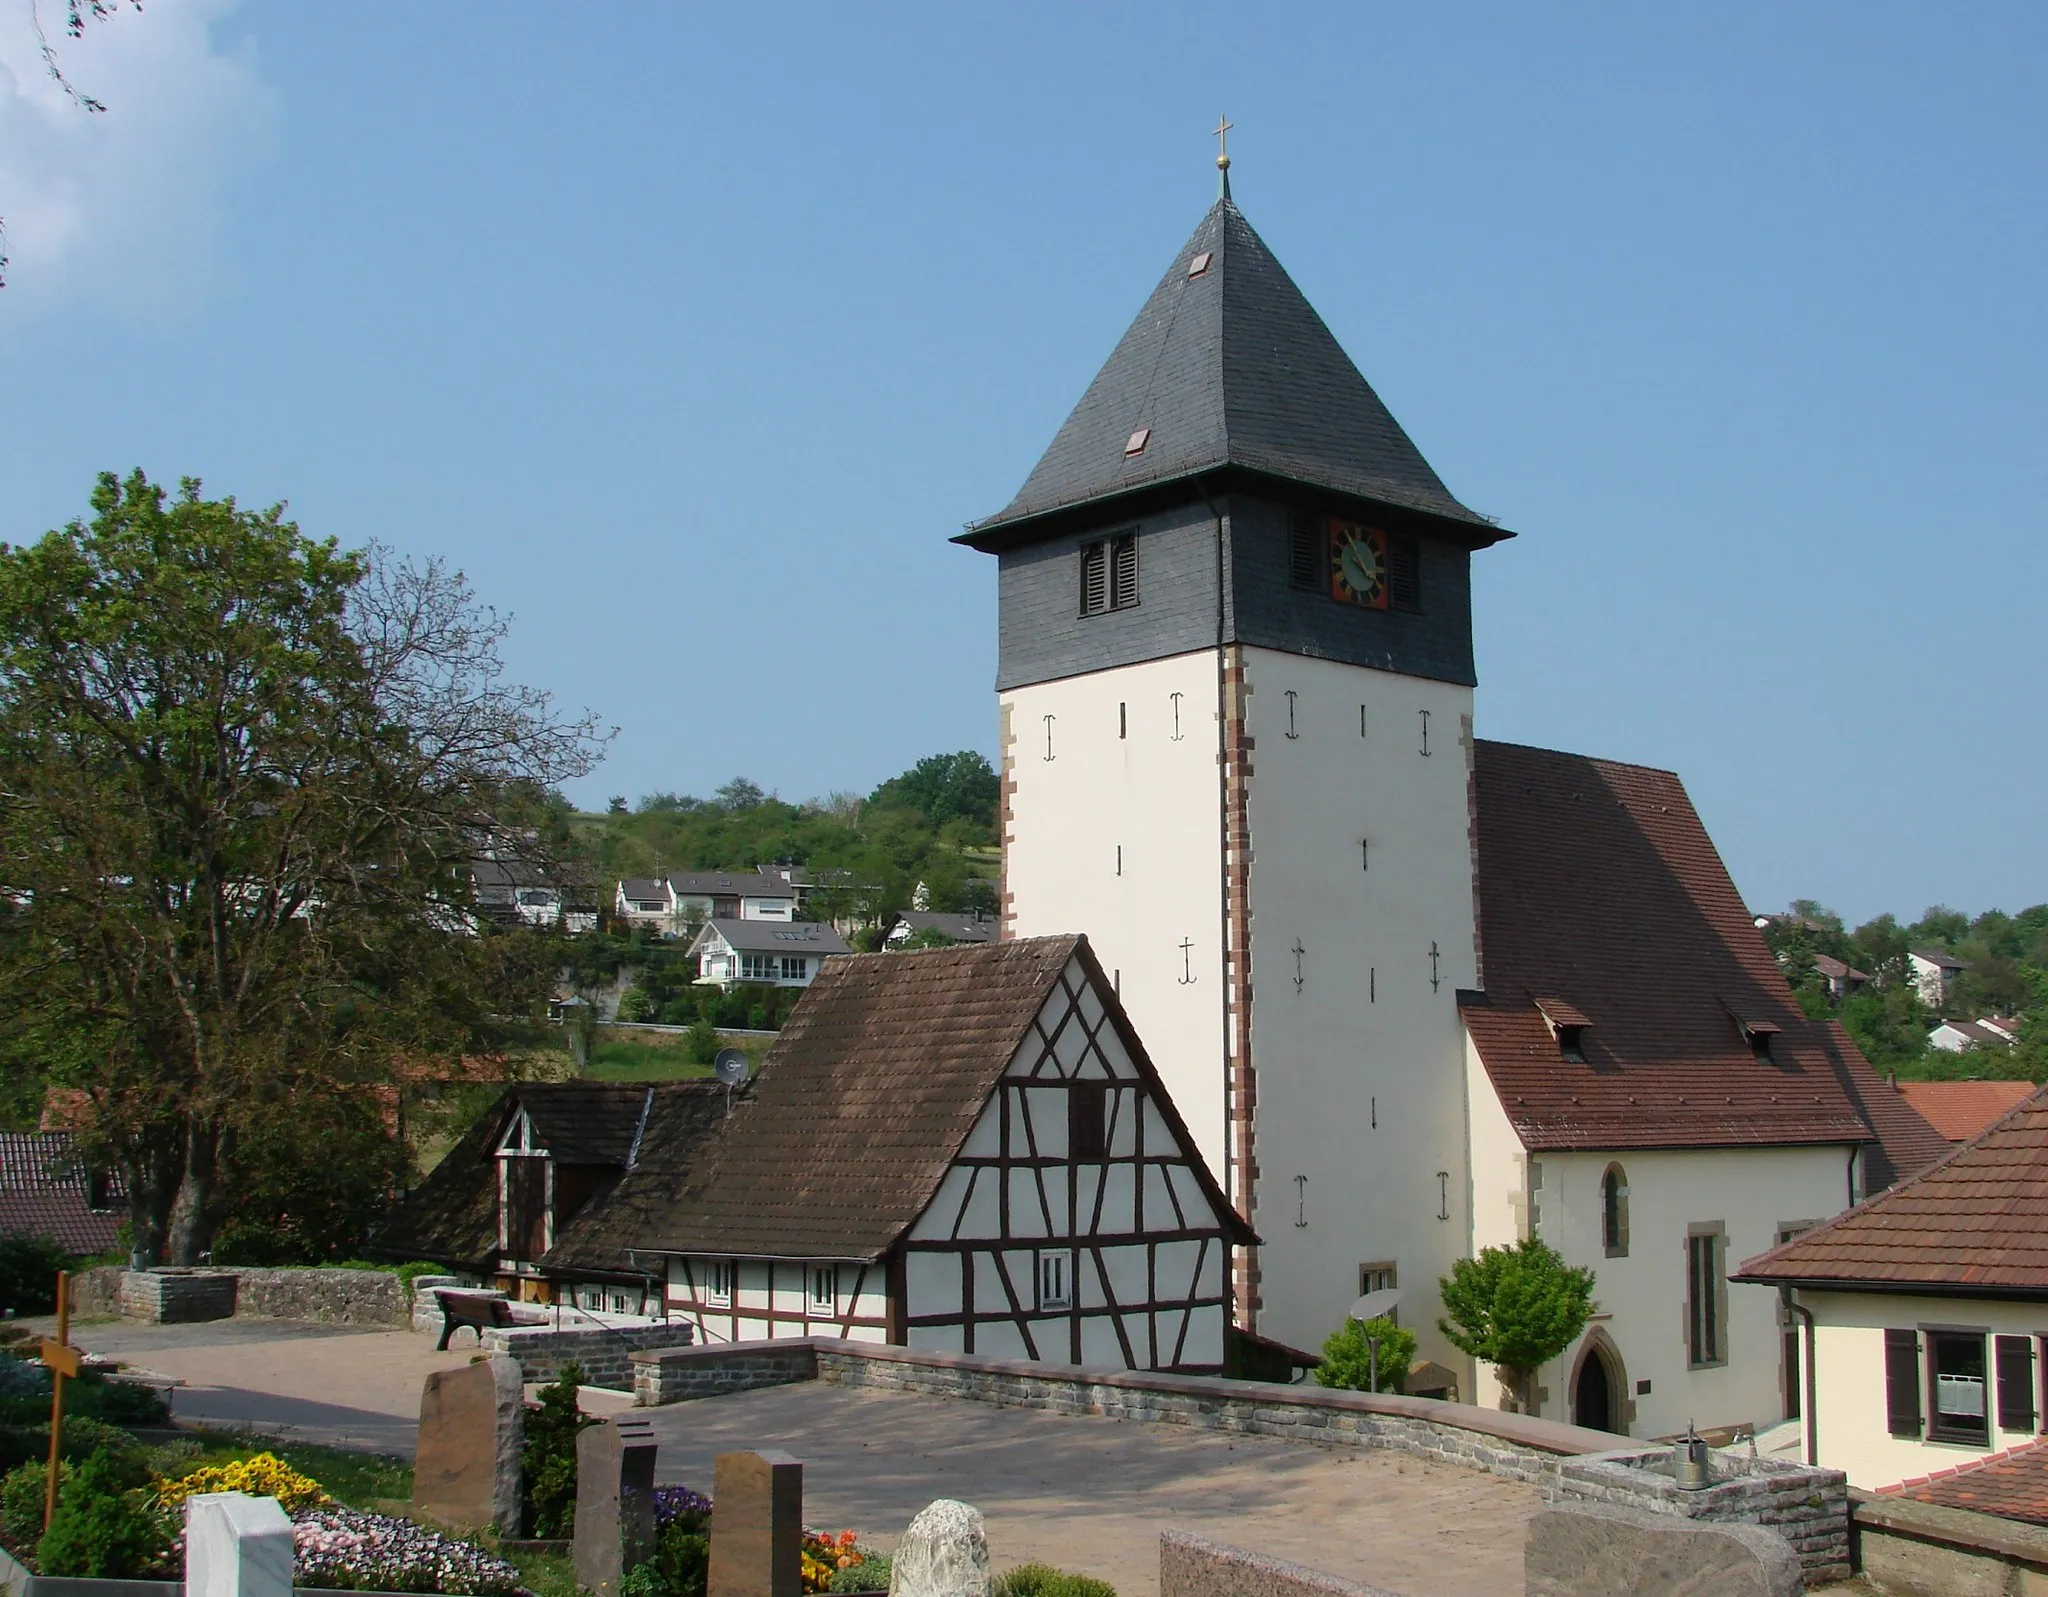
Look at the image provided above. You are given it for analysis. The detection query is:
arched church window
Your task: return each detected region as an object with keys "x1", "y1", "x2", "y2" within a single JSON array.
[{"x1": 1601, "y1": 1164, "x2": 1629, "y2": 1258}]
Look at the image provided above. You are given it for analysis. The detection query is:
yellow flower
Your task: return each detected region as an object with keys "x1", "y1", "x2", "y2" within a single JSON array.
[{"x1": 154, "y1": 1453, "x2": 328, "y2": 1514}]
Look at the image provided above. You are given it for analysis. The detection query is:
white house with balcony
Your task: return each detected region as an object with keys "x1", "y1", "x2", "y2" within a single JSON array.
[{"x1": 689, "y1": 918, "x2": 849, "y2": 988}]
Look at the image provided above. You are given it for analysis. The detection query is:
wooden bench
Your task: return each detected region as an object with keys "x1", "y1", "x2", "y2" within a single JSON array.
[{"x1": 435, "y1": 1290, "x2": 520, "y2": 1350}]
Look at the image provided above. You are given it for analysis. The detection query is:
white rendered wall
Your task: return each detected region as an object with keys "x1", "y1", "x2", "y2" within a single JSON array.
[
  {"x1": 1799, "y1": 1289, "x2": 2048, "y2": 1490},
  {"x1": 1237, "y1": 649, "x2": 1478, "y2": 1362},
  {"x1": 1003, "y1": 654, "x2": 1228, "y2": 1176},
  {"x1": 1462, "y1": 1057, "x2": 1850, "y2": 1438}
]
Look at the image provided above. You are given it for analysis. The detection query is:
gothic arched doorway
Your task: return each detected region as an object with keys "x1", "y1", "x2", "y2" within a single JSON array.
[{"x1": 1573, "y1": 1341, "x2": 1617, "y2": 1433}]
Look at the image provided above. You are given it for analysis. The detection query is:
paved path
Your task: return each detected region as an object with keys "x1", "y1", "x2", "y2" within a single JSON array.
[
  {"x1": 639, "y1": 1381, "x2": 1540, "y2": 1597},
  {"x1": 58, "y1": 1317, "x2": 479, "y2": 1455}
]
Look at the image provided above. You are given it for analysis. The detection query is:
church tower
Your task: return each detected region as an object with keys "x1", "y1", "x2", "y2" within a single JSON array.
[{"x1": 957, "y1": 164, "x2": 1514, "y2": 1361}]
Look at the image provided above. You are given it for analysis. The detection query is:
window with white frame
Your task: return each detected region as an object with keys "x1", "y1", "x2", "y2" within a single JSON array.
[
  {"x1": 780, "y1": 956, "x2": 808, "y2": 980},
  {"x1": 1038, "y1": 1250, "x2": 1073, "y2": 1310},
  {"x1": 704, "y1": 1260, "x2": 733, "y2": 1307},
  {"x1": 741, "y1": 952, "x2": 778, "y2": 980},
  {"x1": 808, "y1": 1264, "x2": 838, "y2": 1313}
]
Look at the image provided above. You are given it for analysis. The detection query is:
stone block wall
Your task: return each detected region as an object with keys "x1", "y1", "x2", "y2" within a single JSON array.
[
  {"x1": 485, "y1": 1320, "x2": 695, "y2": 1390},
  {"x1": 118, "y1": 1269, "x2": 238, "y2": 1324},
  {"x1": 1159, "y1": 1530, "x2": 1401, "y2": 1597},
  {"x1": 1552, "y1": 1447, "x2": 1849, "y2": 1586},
  {"x1": 1849, "y1": 1490, "x2": 2048, "y2": 1597},
  {"x1": 632, "y1": 1342, "x2": 821, "y2": 1407},
  {"x1": 65, "y1": 1265, "x2": 127, "y2": 1320},
  {"x1": 232, "y1": 1268, "x2": 408, "y2": 1327}
]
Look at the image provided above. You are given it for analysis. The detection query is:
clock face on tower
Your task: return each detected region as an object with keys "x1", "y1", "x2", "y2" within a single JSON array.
[{"x1": 1329, "y1": 521, "x2": 1390, "y2": 609}]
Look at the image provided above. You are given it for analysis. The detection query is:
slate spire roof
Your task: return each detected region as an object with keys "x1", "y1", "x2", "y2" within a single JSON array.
[{"x1": 960, "y1": 197, "x2": 1508, "y2": 549}]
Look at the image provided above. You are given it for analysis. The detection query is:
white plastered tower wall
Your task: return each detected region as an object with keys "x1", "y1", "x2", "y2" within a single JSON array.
[
  {"x1": 1003, "y1": 642, "x2": 1482, "y2": 1365},
  {"x1": 1001, "y1": 653, "x2": 1228, "y2": 1173},
  {"x1": 1236, "y1": 648, "x2": 1479, "y2": 1363}
]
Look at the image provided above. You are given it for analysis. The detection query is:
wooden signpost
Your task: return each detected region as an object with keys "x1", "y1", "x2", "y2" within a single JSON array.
[{"x1": 40, "y1": 1269, "x2": 83, "y2": 1532}]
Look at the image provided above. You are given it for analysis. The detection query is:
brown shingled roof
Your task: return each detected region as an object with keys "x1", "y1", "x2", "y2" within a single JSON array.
[
  {"x1": 1735, "y1": 1085, "x2": 2048, "y2": 1294},
  {"x1": 1885, "y1": 1437, "x2": 2048, "y2": 1526},
  {"x1": 1899, "y1": 1079, "x2": 2037, "y2": 1144},
  {"x1": 1465, "y1": 741, "x2": 1947, "y2": 1187},
  {"x1": 0, "y1": 1133, "x2": 125, "y2": 1255},
  {"x1": 545, "y1": 934, "x2": 1250, "y2": 1270}
]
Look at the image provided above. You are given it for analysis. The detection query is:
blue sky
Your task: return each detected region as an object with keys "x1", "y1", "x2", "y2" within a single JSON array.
[{"x1": 1, "y1": 3, "x2": 2042, "y2": 926}]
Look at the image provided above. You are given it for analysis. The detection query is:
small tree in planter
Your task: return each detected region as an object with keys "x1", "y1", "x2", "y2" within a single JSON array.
[
  {"x1": 1314, "y1": 1316, "x2": 1416, "y2": 1394},
  {"x1": 1437, "y1": 1238, "x2": 1595, "y2": 1415}
]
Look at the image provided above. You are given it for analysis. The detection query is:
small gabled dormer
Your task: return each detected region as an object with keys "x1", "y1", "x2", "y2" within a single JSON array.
[
  {"x1": 1729, "y1": 1009, "x2": 1783, "y2": 1064},
  {"x1": 1533, "y1": 996, "x2": 1592, "y2": 1064}
]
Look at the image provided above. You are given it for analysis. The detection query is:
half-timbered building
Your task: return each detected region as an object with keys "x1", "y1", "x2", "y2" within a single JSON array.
[{"x1": 542, "y1": 934, "x2": 1253, "y2": 1372}]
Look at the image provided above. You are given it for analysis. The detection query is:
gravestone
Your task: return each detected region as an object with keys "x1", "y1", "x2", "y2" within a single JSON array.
[
  {"x1": 891, "y1": 1499, "x2": 989, "y2": 1597},
  {"x1": 186, "y1": 1491, "x2": 294, "y2": 1597},
  {"x1": 709, "y1": 1449, "x2": 803, "y2": 1597},
  {"x1": 412, "y1": 1355, "x2": 524, "y2": 1534},
  {"x1": 574, "y1": 1414, "x2": 660, "y2": 1597},
  {"x1": 1525, "y1": 1501, "x2": 1803, "y2": 1597}
]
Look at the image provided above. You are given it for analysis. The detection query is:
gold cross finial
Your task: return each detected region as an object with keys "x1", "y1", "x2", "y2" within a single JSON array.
[{"x1": 1213, "y1": 115, "x2": 1233, "y2": 170}]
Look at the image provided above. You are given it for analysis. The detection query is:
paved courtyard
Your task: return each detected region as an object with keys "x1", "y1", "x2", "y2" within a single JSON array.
[{"x1": 41, "y1": 1317, "x2": 1540, "y2": 1595}]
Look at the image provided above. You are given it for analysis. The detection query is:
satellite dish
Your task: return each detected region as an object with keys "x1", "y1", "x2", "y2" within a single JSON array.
[
  {"x1": 1350, "y1": 1288, "x2": 1403, "y2": 1324},
  {"x1": 713, "y1": 1049, "x2": 751, "y2": 1087}
]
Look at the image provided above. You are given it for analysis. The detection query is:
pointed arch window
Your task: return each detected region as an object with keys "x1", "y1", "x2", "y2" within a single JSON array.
[{"x1": 1601, "y1": 1164, "x2": 1629, "y2": 1258}]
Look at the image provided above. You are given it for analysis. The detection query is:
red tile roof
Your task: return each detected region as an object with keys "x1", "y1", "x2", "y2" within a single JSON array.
[
  {"x1": 1466, "y1": 741, "x2": 1948, "y2": 1187},
  {"x1": 0, "y1": 1132, "x2": 125, "y2": 1255},
  {"x1": 1734, "y1": 1085, "x2": 2048, "y2": 1293},
  {"x1": 1898, "y1": 1080, "x2": 2036, "y2": 1144},
  {"x1": 1884, "y1": 1437, "x2": 2048, "y2": 1526}
]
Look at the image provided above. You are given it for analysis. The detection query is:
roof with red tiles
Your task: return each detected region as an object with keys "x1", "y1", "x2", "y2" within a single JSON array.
[
  {"x1": 0, "y1": 1132, "x2": 125, "y2": 1255},
  {"x1": 1465, "y1": 741, "x2": 1948, "y2": 1187},
  {"x1": 1884, "y1": 1437, "x2": 2048, "y2": 1526},
  {"x1": 1734, "y1": 1085, "x2": 2048, "y2": 1294},
  {"x1": 1898, "y1": 1080, "x2": 2036, "y2": 1144}
]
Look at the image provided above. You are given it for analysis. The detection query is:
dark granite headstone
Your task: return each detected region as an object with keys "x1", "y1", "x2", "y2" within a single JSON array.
[
  {"x1": 709, "y1": 1449, "x2": 802, "y2": 1597},
  {"x1": 573, "y1": 1415, "x2": 660, "y2": 1597},
  {"x1": 412, "y1": 1355, "x2": 524, "y2": 1534}
]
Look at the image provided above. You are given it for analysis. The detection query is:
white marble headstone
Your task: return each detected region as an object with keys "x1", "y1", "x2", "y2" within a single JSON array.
[{"x1": 187, "y1": 1491, "x2": 295, "y2": 1597}]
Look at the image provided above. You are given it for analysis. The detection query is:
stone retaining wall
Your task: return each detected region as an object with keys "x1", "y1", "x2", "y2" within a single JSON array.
[
  {"x1": 485, "y1": 1320, "x2": 695, "y2": 1390},
  {"x1": 110, "y1": 1268, "x2": 408, "y2": 1327},
  {"x1": 1849, "y1": 1489, "x2": 2048, "y2": 1596},
  {"x1": 1158, "y1": 1530, "x2": 1400, "y2": 1597},
  {"x1": 117, "y1": 1269, "x2": 237, "y2": 1324},
  {"x1": 64, "y1": 1266, "x2": 127, "y2": 1321},
  {"x1": 632, "y1": 1341, "x2": 821, "y2": 1406},
  {"x1": 631, "y1": 1337, "x2": 1608, "y2": 1485},
  {"x1": 1553, "y1": 1447, "x2": 1849, "y2": 1586}
]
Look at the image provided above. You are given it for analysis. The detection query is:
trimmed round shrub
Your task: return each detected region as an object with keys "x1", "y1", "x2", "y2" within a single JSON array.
[{"x1": 36, "y1": 1447, "x2": 171, "y2": 1578}]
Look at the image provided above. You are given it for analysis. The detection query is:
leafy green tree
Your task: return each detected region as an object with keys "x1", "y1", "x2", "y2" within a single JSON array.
[
  {"x1": 1315, "y1": 1315, "x2": 1416, "y2": 1394},
  {"x1": 521, "y1": 1361, "x2": 594, "y2": 1537},
  {"x1": 1911, "y1": 905, "x2": 1970, "y2": 948},
  {"x1": 868, "y1": 751, "x2": 999, "y2": 832},
  {"x1": 0, "y1": 471, "x2": 602, "y2": 1262},
  {"x1": 898, "y1": 927, "x2": 960, "y2": 950},
  {"x1": 683, "y1": 1016, "x2": 719, "y2": 1067},
  {"x1": 1438, "y1": 1237, "x2": 1596, "y2": 1414}
]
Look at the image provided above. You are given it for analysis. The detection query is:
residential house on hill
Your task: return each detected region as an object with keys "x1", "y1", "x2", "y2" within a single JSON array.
[
  {"x1": 384, "y1": 937, "x2": 1252, "y2": 1373},
  {"x1": 471, "y1": 858, "x2": 597, "y2": 932},
  {"x1": 883, "y1": 910, "x2": 997, "y2": 948},
  {"x1": 612, "y1": 870, "x2": 798, "y2": 936},
  {"x1": 1930, "y1": 1017, "x2": 2024, "y2": 1054},
  {"x1": 1812, "y1": 954, "x2": 1872, "y2": 1004},
  {"x1": 1896, "y1": 1080, "x2": 2036, "y2": 1146},
  {"x1": 1735, "y1": 1085, "x2": 2048, "y2": 1489},
  {"x1": 1910, "y1": 948, "x2": 1968, "y2": 1009},
  {"x1": 1459, "y1": 742, "x2": 1948, "y2": 1439},
  {"x1": 690, "y1": 920, "x2": 850, "y2": 989},
  {"x1": 0, "y1": 1131, "x2": 125, "y2": 1255}
]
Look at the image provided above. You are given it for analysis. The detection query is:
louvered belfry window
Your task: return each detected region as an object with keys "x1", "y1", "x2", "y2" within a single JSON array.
[
  {"x1": 1079, "y1": 533, "x2": 1139, "y2": 617},
  {"x1": 1388, "y1": 533, "x2": 1422, "y2": 612},
  {"x1": 1289, "y1": 514, "x2": 1320, "y2": 591}
]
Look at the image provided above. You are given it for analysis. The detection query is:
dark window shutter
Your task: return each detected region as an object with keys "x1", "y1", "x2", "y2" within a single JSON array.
[
  {"x1": 1289, "y1": 515, "x2": 1321, "y2": 591},
  {"x1": 1110, "y1": 534, "x2": 1139, "y2": 609},
  {"x1": 1388, "y1": 533, "x2": 1422, "y2": 611},
  {"x1": 1079, "y1": 541, "x2": 1107, "y2": 616},
  {"x1": 1998, "y1": 1335, "x2": 2036, "y2": 1432},
  {"x1": 1886, "y1": 1329, "x2": 1923, "y2": 1438}
]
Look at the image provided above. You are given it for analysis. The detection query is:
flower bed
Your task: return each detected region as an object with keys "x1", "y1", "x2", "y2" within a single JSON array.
[{"x1": 294, "y1": 1505, "x2": 526, "y2": 1596}]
